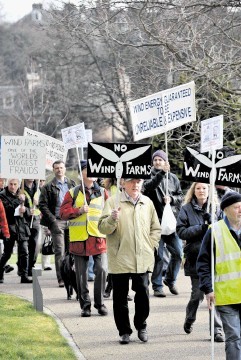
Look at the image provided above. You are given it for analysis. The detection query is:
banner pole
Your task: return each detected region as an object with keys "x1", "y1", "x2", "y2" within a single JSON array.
[
  {"x1": 210, "y1": 148, "x2": 216, "y2": 360},
  {"x1": 76, "y1": 146, "x2": 87, "y2": 205}
]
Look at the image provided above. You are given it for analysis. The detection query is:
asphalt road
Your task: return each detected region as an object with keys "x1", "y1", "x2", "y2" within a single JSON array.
[{"x1": 0, "y1": 266, "x2": 225, "y2": 360}]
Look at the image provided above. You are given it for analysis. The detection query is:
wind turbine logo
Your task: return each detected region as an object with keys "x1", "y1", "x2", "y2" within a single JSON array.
[
  {"x1": 89, "y1": 143, "x2": 151, "y2": 178},
  {"x1": 187, "y1": 147, "x2": 241, "y2": 183}
]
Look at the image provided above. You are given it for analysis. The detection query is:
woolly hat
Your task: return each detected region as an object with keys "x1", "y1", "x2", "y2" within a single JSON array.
[
  {"x1": 152, "y1": 149, "x2": 167, "y2": 162},
  {"x1": 220, "y1": 191, "x2": 241, "y2": 210},
  {"x1": 80, "y1": 160, "x2": 87, "y2": 171}
]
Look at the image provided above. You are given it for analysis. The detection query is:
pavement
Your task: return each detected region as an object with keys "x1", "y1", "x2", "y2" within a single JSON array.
[{"x1": 0, "y1": 266, "x2": 225, "y2": 360}]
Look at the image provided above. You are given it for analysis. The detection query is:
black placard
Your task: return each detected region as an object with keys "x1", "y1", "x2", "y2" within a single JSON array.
[
  {"x1": 182, "y1": 146, "x2": 241, "y2": 188},
  {"x1": 87, "y1": 142, "x2": 152, "y2": 179}
]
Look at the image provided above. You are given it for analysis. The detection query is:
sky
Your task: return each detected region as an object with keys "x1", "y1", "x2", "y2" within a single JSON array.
[{"x1": 0, "y1": 0, "x2": 77, "y2": 23}]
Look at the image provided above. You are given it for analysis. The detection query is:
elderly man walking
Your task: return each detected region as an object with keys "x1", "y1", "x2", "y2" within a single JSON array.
[{"x1": 98, "y1": 178, "x2": 161, "y2": 344}]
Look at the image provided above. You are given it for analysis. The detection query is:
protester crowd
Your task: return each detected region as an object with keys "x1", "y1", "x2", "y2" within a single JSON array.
[{"x1": 0, "y1": 150, "x2": 240, "y2": 360}]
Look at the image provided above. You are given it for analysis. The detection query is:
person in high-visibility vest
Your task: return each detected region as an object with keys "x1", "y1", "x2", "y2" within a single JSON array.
[
  {"x1": 22, "y1": 179, "x2": 41, "y2": 277},
  {"x1": 60, "y1": 160, "x2": 108, "y2": 318},
  {"x1": 197, "y1": 191, "x2": 241, "y2": 360}
]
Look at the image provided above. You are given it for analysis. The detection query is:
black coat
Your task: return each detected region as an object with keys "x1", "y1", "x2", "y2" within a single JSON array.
[
  {"x1": 39, "y1": 177, "x2": 76, "y2": 228},
  {"x1": 143, "y1": 167, "x2": 183, "y2": 221},
  {"x1": 0, "y1": 188, "x2": 30, "y2": 241},
  {"x1": 176, "y1": 199, "x2": 210, "y2": 277}
]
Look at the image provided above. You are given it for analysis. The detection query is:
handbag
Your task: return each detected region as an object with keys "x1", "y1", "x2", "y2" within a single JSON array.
[
  {"x1": 161, "y1": 203, "x2": 177, "y2": 235},
  {"x1": 42, "y1": 235, "x2": 54, "y2": 255}
]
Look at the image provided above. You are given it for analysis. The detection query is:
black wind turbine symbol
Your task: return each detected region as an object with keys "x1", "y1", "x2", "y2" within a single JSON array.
[
  {"x1": 187, "y1": 147, "x2": 241, "y2": 183},
  {"x1": 90, "y1": 143, "x2": 151, "y2": 178}
]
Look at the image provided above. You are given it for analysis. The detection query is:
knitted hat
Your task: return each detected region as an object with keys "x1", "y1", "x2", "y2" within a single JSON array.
[
  {"x1": 152, "y1": 150, "x2": 167, "y2": 162},
  {"x1": 220, "y1": 191, "x2": 241, "y2": 210},
  {"x1": 80, "y1": 160, "x2": 87, "y2": 171}
]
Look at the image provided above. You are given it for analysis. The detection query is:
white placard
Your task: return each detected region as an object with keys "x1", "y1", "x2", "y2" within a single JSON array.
[
  {"x1": 1, "y1": 136, "x2": 47, "y2": 179},
  {"x1": 129, "y1": 81, "x2": 196, "y2": 141},
  {"x1": 23, "y1": 127, "x2": 67, "y2": 171},
  {"x1": 201, "y1": 115, "x2": 223, "y2": 153},
  {"x1": 61, "y1": 123, "x2": 87, "y2": 150},
  {"x1": 83, "y1": 129, "x2": 93, "y2": 148}
]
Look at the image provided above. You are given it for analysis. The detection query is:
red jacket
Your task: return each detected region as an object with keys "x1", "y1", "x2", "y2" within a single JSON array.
[
  {"x1": 0, "y1": 200, "x2": 10, "y2": 238},
  {"x1": 60, "y1": 184, "x2": 108, "y2": 256}
]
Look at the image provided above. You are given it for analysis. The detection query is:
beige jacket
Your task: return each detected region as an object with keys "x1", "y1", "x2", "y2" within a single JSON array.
[{"x1": 98, "y1": 191, "x2": 161, "y2": 274}]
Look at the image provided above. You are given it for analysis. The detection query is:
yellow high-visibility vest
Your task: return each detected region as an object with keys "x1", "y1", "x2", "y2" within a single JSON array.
[
  {"x1": 24, "y1": 190, "x2": 41, "y2": 216},
  {"x1": 68, "y1": 188, "x2": 106, "y2": 242},
  {"x1": 213, "y1": 220, "x2": 241, "y2": 305}
]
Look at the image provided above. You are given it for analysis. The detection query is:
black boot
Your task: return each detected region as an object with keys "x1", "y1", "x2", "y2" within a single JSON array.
[
  {"x1": 0, "y1": 267, "x2": 5, "y2": 283},
  {"x1": 21, "y1": 276, "x2": 33, "y2": 284},
  {"x1": 104, "y1": 282, "x2": 112, "y2": 298}
]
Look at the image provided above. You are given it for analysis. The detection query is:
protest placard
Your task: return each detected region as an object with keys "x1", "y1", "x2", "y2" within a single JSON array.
[
  {"x1": 83, "y1": 129, "x2": 93, "y2": 148},
  {"x1": 61, "y1": 123, "x2": 87, "y2": 150},
  {"x1": 1, "y1": 136, "x2": 47, "y2": 179},
  {"x1": 129, "y1": 81, "x2": 196, "y2": 141},
  {"x1": 201, "y1": 115, "x2": 223, "y2": 153},
  {"x1": 87, "y1": 143, "x2": 152, "y2": 179},
  {"x1": 24, "y1": 127, "x2": 67, "y2": 171},
  {"x1": 182, "y1": 146, "x2": 241, "y2": 188}
]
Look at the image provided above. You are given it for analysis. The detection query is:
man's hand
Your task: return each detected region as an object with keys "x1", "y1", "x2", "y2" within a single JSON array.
[
  {"x1": 111, "y1": 208, "x2": 120, "y2": 220},
  {"x1": 162, "y1": 161, "x2": 170, "y2": 173},
  {"x1": 79, "y1": 205, "x2": 89, "y2": 215},
  {"x1": 19, "y1": 205, "x2": 26, "y2": 214},
  {"x1": 163, "y1": 196, "x2": 171, "y2": 204},
  {"x1": 206, "y1": 292, "x2": 215, "y2": 310},
  {"x1": 19, "y1": 193, "x2": 25, "y2": 202}
]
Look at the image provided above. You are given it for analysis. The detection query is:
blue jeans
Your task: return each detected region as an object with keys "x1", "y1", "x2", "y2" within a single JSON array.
[
  {"x1": 88, "y1": 256, "x2": 94, "y2": 280},
  {"x1": 152, "y1": 232, "x2": 182, "y2": 290},
  {"x1": 217, "y1": 304, "x2": 241, "y2": 360}
]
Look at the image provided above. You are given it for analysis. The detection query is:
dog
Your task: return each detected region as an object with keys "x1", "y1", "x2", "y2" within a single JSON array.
[{"x1": 60, "y1": 253, "x2": 78, "y2": 300}]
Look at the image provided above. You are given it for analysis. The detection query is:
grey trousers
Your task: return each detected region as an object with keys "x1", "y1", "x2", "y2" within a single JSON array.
[
  {"x1": 74, "y1": 253, "x2": 107, "y2": 310},
  {"x1": 51, "y1": 219, "x2": 69, "y2": 282}
]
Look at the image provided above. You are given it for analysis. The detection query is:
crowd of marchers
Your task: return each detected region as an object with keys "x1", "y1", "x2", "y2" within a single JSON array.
[{"x1": 0, "y1": 151, "x2": 240, "y2": 360}]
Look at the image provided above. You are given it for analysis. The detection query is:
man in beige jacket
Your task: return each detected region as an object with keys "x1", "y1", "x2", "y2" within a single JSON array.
[{"x1": 98, "y1": 178, "x2": 161, "y2": 345}]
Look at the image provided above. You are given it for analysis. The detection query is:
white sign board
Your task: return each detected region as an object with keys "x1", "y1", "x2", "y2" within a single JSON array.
[
  {"x1": 61, "y1": 123, "x2": 87, "y2": 150},
  {"x1": 24, "y1": 127, "x2": 67, "y2": 171},
  {"x1": 129, "y1": 81, "x2": 196, "y2": 141},
  {"x1": 1, "y1": 136, "x2": 47, "y2": 179},
  {"x1": 83, "y1": 129, "x2": 93, "y2": 148},
  {"x1": 201, "y1": 115, "x2": 223, "y2": 153}
]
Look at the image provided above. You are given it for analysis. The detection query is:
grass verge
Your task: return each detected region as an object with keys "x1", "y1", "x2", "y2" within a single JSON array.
[{"x1": 0, "y1": 293, "x2": 77, "y2": 360}]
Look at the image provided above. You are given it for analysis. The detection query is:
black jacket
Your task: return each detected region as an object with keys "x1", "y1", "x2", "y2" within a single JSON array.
[
  {"x1": 176, "y1": 199, "x2": 210, "y2": 277},
  {"x1": 143, "y1": 167, "x2": 183, "y2": 221},
  {"x1": 0, "y1": 187, "x2": 30, "y2": 241},
  {"x1": 39, "y1": 177, "x2": 76, "y2": 228}
]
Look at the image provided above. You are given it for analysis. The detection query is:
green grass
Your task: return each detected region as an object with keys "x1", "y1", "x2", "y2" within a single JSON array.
[{"x1": 0, "y1": 294, "x2": 77, "y2": 359}]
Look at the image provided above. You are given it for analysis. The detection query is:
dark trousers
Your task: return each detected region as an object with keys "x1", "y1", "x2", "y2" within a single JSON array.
[
  {"x1": 24, "y1": 220, "x2": 40, "y2": 275},
  {"x1": 0, "y1": 236, "x2": 29, "y2": 277},
  {"x1": 74, "y1": 254, "x2": 106, "y2": 310},
  {"x1": 186, "y1": 276, "x2": 223, "y2": 335},
  {"x1": 112, "y1": 273, "x2": 150, "y2": 336}
]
